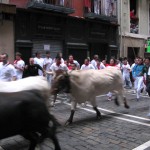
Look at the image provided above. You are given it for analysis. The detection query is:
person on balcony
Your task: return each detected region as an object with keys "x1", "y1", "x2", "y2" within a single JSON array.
[
  {"x1": 94, "y1": 0, "x2": 101, "y2": 14},
  {"x1": 84, "y1": 0, "x2": 91, "y2": 13},
  {"x1": 105, "y1": 0, "x2": 114, "y2": 16}
]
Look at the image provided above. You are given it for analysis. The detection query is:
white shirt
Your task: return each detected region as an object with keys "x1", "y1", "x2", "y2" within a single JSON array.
[
  {"x1": 73, "y1": 60, "x2": 80, "y2": 68},
  {"x1": 50, "y1": 63, "x2": 68, "y2": 72},
  {"x1": 122, "y1": 64, "x2": 131, "y2": 76},
  {"x1": 91, "y1": 59, "x2": 97, "y2": 69},
  {"x1": 43, "y1": 57, "x2": 53, "y2": 71},
  {"x1": 0, "y1": 62, "x2": 16, "y2": 82},
  {"x1": 34, "y1": 57, "x2": 44, "y2": 76},
  {"x1": 80, "y1": 64, "x2": 95, "y2": 70},
  {"x1": 14, "y1": 59, "x2": 25, "y2": 80},
  {"x1": 95, "y1": 63, "x2": 106, "y2": 70},
  {"x1": 131, "y1": 63, "x2": 136, "y2": 71}
]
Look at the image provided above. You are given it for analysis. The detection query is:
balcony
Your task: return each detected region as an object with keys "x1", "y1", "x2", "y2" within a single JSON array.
[
  {"x1": 84, "y1": 0, "x2": 117, "y2": 23},
  {"x1": 27, "y1": 0, "x2": 75, "y2": 14}
]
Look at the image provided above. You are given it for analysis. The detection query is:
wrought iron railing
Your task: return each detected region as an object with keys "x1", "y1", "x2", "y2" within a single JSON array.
[{"x1": 30, "y1": 0, "x2": 73, "y2": 8}]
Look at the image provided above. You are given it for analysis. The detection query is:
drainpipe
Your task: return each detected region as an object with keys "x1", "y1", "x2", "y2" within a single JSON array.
[{"x1": 119, "y1": 0, "x2": 123, "y2": 58}]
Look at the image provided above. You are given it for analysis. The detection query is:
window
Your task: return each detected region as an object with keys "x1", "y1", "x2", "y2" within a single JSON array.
[
  {"x1": 130, "y1": 0, "x2": 139, "y2": 34},
  {"x1": 84, "y1": 0, "x2": 117, "y2": 17}
]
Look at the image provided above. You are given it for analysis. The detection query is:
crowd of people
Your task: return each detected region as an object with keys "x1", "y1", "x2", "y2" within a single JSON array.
[{"x1": 1, "y1": 51, "x2": 150, "y2": 114}]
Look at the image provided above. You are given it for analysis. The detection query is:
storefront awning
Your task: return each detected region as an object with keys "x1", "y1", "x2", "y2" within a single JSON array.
[{"x1": 0, "y1": 3, "x2": 16, "y2": 14}]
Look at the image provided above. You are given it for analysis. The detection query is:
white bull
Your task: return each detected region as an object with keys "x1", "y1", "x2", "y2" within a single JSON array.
[
  {"x1": 0, "y1": 76, "x2": 50, "y2": 105},
  {"x1": 51, "y1": 68, "x2": 129, "y2": 125}
]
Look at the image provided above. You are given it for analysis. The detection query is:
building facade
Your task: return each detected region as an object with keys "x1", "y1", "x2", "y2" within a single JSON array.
[
  {"x1": 118, "y1": 0, "x2": 149, "y2": 63},
  {"x1": 7, "y1": 0, "x2": 118, "y2": 65},
  {"x1": 0, "y1": 1, "x2": 16, "y2": 63}
]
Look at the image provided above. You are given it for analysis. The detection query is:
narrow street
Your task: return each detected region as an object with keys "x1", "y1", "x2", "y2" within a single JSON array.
[{"x1": 1, "y1": 89, "x2": 150, "y2": 150}]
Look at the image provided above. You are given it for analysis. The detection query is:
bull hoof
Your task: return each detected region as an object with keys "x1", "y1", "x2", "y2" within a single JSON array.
[
  {"x1": 125, "y1": 104, "x2": 130, "y2": 109},
  {"x1": 114, "y1": 98, "x2": 120, "y2": 106},
  {"x1": 65, "y1": 120, "x2": 72, "y2": 126},
  {"x1": 97, "y1": 115, "x2": 102, "y2": 119},
  {"x1": 97, "y1": 113, "x2": 102, "y2": 119}
]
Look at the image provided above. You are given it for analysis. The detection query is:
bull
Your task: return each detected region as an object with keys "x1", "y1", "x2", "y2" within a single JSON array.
[
  {"x1": 50, "y1": 68, "x2": 129, "y2": 125},
  {"x1": 0, "y1": 90, "x2": 61, "y2": 150},
  {"x1": 0, "y1": 76, "x2": 50, "y2": 106}
]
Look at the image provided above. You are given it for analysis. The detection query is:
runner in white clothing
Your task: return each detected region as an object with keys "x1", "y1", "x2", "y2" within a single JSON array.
[
  {"x1": 43, "y1": 51, "x2": 53, "y2": 85},
  {"x1": 91, "y1": 54, "x2": 99, "y2": 69},
  {"x1": 34, "y1": 51, "x2": 44, "y2": 76},
  {"x1": 50, "y1": 56, "x2": 68, "y2": 76},
  {"x1": 81, "y1": 58, "x2": 95, "y2": 70},
  {"x1": 0, "y1": 53, "x2": 16, "y2": 82},
  {"x1": 122, "y1": 57, "x2": 132, "y2": 88},
  {"x1": 13, "y1": 52, "x2": 25, "y2": 80}
]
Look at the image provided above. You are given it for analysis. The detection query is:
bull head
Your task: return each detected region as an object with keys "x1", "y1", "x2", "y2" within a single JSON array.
[{"x1": 50, "y1": 71, "x2": 71, "y2": 95}]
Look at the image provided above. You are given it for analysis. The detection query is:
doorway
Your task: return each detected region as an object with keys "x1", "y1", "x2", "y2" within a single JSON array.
[
  {"x1": 90, "y1": 43, "x2": 108, "y2": 61},
  {"x1": 16, "y1": 47, "x2": 32, "y2": 65},
  {"x1": 127, "y1": 47, "x2": 139, "y2": 64},
  {"x1": 68, "y1": 49, "x2": 88, "y2": 66}
]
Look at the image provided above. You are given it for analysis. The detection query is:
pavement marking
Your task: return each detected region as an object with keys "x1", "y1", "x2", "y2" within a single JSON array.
[
  {"x1": 64, "y1": 102, "x2": 150, "y2": 127},
  {"x1": 132, "y1": 140, "x2": 150, "y2": 150},
  {"x1": 86, "y1": 104, "x2": 150, "y2": 121}
]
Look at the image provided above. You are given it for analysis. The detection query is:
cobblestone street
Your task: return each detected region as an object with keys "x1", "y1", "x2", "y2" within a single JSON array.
[{"x1": 1, "y1": 89, "x2": 150, "y2": 150}]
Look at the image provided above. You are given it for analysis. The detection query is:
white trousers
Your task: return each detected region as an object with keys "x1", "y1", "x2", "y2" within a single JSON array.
[
  {"x1": 134, "y1": 76, "x2": 144, "y2": 99},
  {"x1": 123, "y1": 73, "x2": 132, "y2": 88}
]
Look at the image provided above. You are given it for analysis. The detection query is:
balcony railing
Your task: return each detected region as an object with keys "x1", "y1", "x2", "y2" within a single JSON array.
[
  {"x1": 27, "y1": 0, "x2": 75, "y2": 14},
  {"x1": 84, "y1": 0, "x2": 117, "y2": 22}
]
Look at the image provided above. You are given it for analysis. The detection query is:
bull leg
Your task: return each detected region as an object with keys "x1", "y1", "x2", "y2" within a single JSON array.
[
  {"x1": 123, "y1": 97, "x2": 130, "y2": 108},
  {"x1": 65, "y1": 101, "x2": 77, "y2": 126},
  {"x1": 91, "y1": 97, "x2": 101, "y2": 119},
  {"x1": 22, "y1": 133, "x2": 39, "y2": 150},
  {"x1": 114, "y1": 96, "x2": 120, "y2": 106},
  {"x1": 93, "y1": 107, "x2": 101, "y2": 119},
  {"x1": 113, "y1": 91, "x2": 120, "y2": 106},
  {"x1": 51, "y1": 94, "x2": 57, "y2": 107},
  {"x1": 65, "y1": 110, "x2": 75, "y2": 126},
  {"x1": 117, "y1": 89, "x2": 130, "y2": 109},
  {"x1": 51, "y1": 134, "x2": 61, "y2": 150}
]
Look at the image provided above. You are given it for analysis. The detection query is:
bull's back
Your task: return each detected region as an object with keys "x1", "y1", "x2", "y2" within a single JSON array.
[
  {"x1": 69, "y1": 69, "x2": 123, "y2": 99},
  {"x1": 0, "y1": 76, "x2": 50, "y2": 93}
]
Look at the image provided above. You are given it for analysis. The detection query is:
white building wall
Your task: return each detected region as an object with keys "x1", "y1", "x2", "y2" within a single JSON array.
[
  {"x1": 139, "y1": 0, "x2": 149, "y2": 35},
  {"x1": 0, "y1": 21, "x2": 15, "y2": 63},
  {"x1": 118, "y1": 0, "x2": 149, "y2": 58}
]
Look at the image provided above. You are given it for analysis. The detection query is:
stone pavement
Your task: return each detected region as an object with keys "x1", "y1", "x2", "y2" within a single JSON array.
[{"x1": 1, "y1": 89, "x2": 150, "y2": 150}]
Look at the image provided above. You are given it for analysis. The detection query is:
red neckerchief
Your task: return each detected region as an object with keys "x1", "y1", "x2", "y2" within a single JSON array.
[
  {"x1": 109, "y1": 64, "x2": 116, "y2": 66},
  {"x1": 56, "y1": 62, "x2": 61, "y2": 67},
  {"x1": 14, "y1": 59, "x2": 22, "y2": 64},
  {"x1": 97, "y1": 65, "x2": 100, "y2": 70}
]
